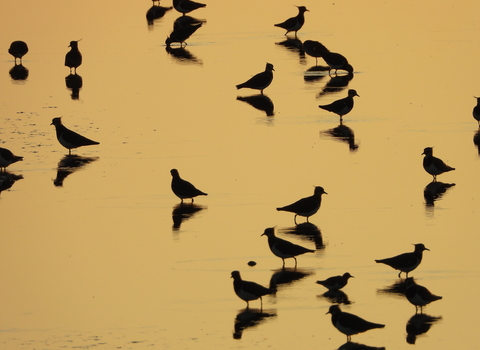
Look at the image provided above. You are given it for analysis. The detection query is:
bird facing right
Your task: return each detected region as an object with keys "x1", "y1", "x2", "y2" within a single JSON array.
[
  {"x1": 319, "y1": 89, "x2": 359, "y2": 121},
  {"x1": 326, "y1": 305, "x2": 385, "y2": 342},
  {"x1": 170, "y1": 169, "x2": 207, "y2": 203},
  {"x1": 8, "y1": 41, "x2": 29, "y2": 64},
  {"x1": 375, "y1": 243, "x2": 429, "y2": 278},
  {"x1": 276, "y1": 186, "x2": 327, "y2": 224},
  {"x1": 231, "y1": 270, "x2": 273, "y2": 309},
  {"x1": 236, "y1": 63, "x2": 274, "y2": 94},
  {"x1": 50, "y1": 117, "x2": 99, "y2": 155},
  {"x1": 261, "y1": 227, "x2": 315, "y2": 268},
  {"x1": 404, "y1": 277, "x2": 442, "y2": 313},
  {"x1": 274, "y1": 6, "x2": 309, "y2": 37},
  {"x1": 422, "y1": 147, "x2": 455, "y2": 181},
  {"x1": 316, "y1": 272, "x2": 354, "y2": 291},
  {"x1": 0, "y1": 147, "x2": 23, "y2": 171},
  {"x1": 65, "y1": 40, "x2": 82, "y2": 74}
]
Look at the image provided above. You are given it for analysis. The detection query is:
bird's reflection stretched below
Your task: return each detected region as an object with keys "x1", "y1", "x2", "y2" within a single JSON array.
[
  {"x1": 337, "y1": 341, "x2": 385, "y2": 350},
  {"x1": 406, "y1": 312, "x2": 442, "y2": 344},
  {"x1": 233, "y1": 308, "x2": 277, "y2": 339},
  {"x1": 237, "y1": 94, "x2": 274, "y2": 116},
  {"x1": 0, "y1": 171, "x2": 23, "y2": 194},
  {"x1": 172, "y1": 202, "x2": 206, "y2": 230},
  {"x1": 319, "y1": 289, "x2": 352, "y2": 305},
  {"x1": 9, "y1": 64, "x2": 29, "y2": 81},
  {"x1": 424, "y1": 180, "x2": 455, "y2": 207},
  {"x1": 65, "y1": 73, "x2": 83, "y2": 100},
  {"x1": 320, "y1": 121, "x2": 359, "y2": 151},
  {"x1": 54, "y1": 154, "x2": 98, "y2": 187},
  {"x1": 269, "y1": 267, "x2": 313, "y2": 292},
  {"x1": 279, "y1": 222, "x2": 325, "y2": 250}
]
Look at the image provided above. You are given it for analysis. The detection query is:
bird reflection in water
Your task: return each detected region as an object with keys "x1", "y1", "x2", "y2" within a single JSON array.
[
  {"x1": 337, "y1": 341, "x2": 385, "y2": 350},
  {"x1": 0, "y1": 172, "x2": 23, "y2": 195},
  {"x1": 165, "y1": 46, "x2": 202, "y2": 65},
  {"x1": 303, "y1": 65, "x2": 330, "y2": 83},
  {"x1": 237, "y1": 94, "x2": 274, "y2": 117},
  {"x1": 376, "y1": 278, "x2": 408, "y2": 298},
  {"x1": 317, "y1": 71, "x2": 354, "y2": 97},
  {"x1": 53, "y1": 154, "x2": 98, "y2": 187},
  {"x1": 65, "y1": 73, "x2": 83, "y2": 100},
  {"x1": 269, "y1": 267, "x2": 313, "y2": 292},
  {"x1": 423, "y1": 181, "x2": 455, "y2": 207},
  {"x1": 146, "y1": 5, "x2": 172, "y2": 25},
  {"x1": 320, "y1": 121, "x2": 359, "y2": 152},
  {"x1": 320, "y1": 289, "x2": 352, "y2": 305},
  {"x1": 9, "y1": 64, "x2": 29, "y2": 81},
  {"x1": 279, "y1": 222, "x2": 325, "y2": 250},
  {"x1": 473, "y1": 129, "x2": 480, "y2": 155},
  {"x1": 406, "y1": 313, "x2": 442, "y2": 344},
  {"x1": 172, "y1": 202, "x2": 206, "y2": 230},
  {"x1": 275, "y1": 37, "x2": 304, "y2": 62},
  {"x1": 233, "y1": 308, "x2": 277, "y2": 339}
]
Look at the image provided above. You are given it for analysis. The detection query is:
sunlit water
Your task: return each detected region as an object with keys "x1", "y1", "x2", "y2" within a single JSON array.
[{"x1": 1, "y1": 0, "x2": 480, "y2": 349}]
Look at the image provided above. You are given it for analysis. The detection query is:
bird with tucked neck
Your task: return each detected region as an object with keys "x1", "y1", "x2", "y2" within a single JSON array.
[
  {"x1": 65, "y1": 40, "x2": 82, "y2": 74},
  {"x1": 261, "y1": 227, "x2": 315, "y2": 268},
  {"x1": 173, "y1": 0, "x2": 205, "y2": 15},
  {"x1": 276, "y1": 186, "x2": 327, "y2": 224},
  {"x1": 422, "y1": 147, "x2": 455, "y2": 181},
  {"x1": 8, "y1": 41, "x2": 29, "y2": 64},
  {"x1": 375, "y1": 243, "x2": 429, "y2": 278},
  {"x1": 405, "y1": 277, "x2": 442, "y2": 313},
  {"x1": 326, "y1": 305, "x2": 385, "y2": 342},
  {"x1": 319, "y1": 89, "x2": 359, "y2": 121},
  {"x1": 274, "y1": 6, "x2": 309, "y2": 37},
  {"x1": 236, "y1": 63, "x2": 274, "y2": 94}
]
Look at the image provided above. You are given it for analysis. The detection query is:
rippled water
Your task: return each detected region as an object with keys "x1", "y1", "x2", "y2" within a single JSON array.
[{"x1": 1, "y1": 0, "x2": 480, "y2": 349}]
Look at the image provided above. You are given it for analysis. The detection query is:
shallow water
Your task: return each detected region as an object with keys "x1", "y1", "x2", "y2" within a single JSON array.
[{"x1": 1, "y1": 0, "x2": 480, "y2": 349}]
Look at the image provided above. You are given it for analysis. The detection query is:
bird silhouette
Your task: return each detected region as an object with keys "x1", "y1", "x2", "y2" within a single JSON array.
[
  {"x1": 170, "y1": 169, "x2": 207, "y2": 203},
  {"x1": 422, "y1": 147, "x2": 455, "y2": 181},
  {"x1": 405, "y1": 277, "x2": 442, "y2": 313},
  {"x1": 319, "y1": 89, "x2": 359, "y2": 121},
  {"x1": 231, "y1": 270, "x2": 273, "y2": 309},
  {"x1": 316, "y1": 272, "x2": 354, "y2": 291},
  {"x1": 261, "y1": 227, "x2": 314, "y2": 268},
  {"x1": 50, "y1": 117, "x2": 99, "y2": 154},
  {"x1": 236, "y1": 63, "x2": 274, "y2": 94},
  {"x1": 65, "y1": 40, "x2": 82, "y2": 74},
  {"x1": 276, "y1": 186, "x2": 327, "y2": 224},
  {"x1": 375, "y1": 243, "x2": 429, "y2": 278},
  {"x1": 274, "y1": 6, "x2": 309, "y2": 37},
  {"x1": 8, "y1": 41, "x2": 29, "y2": 64},
  {"x1": 173, "y1": 0, "x2": 206, "y2": 15},
  {"x1": 166, "y1": 22, "x2": 203, "y2": 47},
  {"x1": 0, "y1": 147, "x2": 23, "y2": 171},
  {"x1": 473, "y1": 96, "x2": 480, "y2": 126}
]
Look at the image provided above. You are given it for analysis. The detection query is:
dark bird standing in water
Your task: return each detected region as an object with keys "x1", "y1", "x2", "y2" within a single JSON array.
[
  {"x1": 261, "y1": 227, "x2": 315, "y2": 268},
  {"x1": 473, "y1": 96, "x2": 480, "y2": 126},
  {"x1": 173, "y1": 0, "x2": 206, "y2": 15},
  {"x1": 0, "y1": 147, "x2": 23, "y2": 171},
  {"x1": 65, "y1": 40, "x2": 82, "y2": 74},
  {"x1": 405, "y1": 277, "x2": 442, "y2": 313},
  {"x1": 320, "y1": 50, "x2": 354, "y2": 74},
  {"x1": 50, "y1": 117, "x2": 99, "y2": 154},
  {"x1": 276, "y1": 186, "x2": 327, "y2": 224},
  {"x1": 326, "y1": 305, "x2": 385, "y2": 341},
  {"x1": 375, "y1": 243, "x2": 429, "y2": 278},
  {"x1": 316, "y1": 272, "x2": 354, "y2": 291},
  {"x1": 8, "y1": 41, "x2": 29, "y2": 64},
  {"x1": 231, "y1": 270, "x2": 273, "y2": 309},
  {"x1": 422, "y1": 147, "x2": 455, "y2": 181},
  {"x1": 236, "y1": 63, "x2": 274, "y2": 94},
  {"x1": 274, "y1": 6, "x2": 309, "y2": 37},
  {"x1": 170, "y1": 168, "x2": 207, "y2": 203},
  {"x1": 319, "y1": 89, "x2": 359, "y2": 121}
]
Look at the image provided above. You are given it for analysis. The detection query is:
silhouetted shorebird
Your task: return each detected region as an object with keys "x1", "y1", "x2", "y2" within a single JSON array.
[
  {"x1": 274, "y1": 6, "x2": 309, "y2": 37},
  {"x1": 8, "y1": 41, "x2": 28, "y2": 64},
  {"x1": 327, "y1": 305, "x2": 385, "y2": 342},
  {"x1": 50, "y1": 117, "x2": 99, "y2": 154},
  {"x1": 375, "y1": 244, "x2": 429, "y2": 278},
  {"x1": 320, "y1": 50, "x2": 354, "y2": 74},
  {"x1": 276, "y1": 186, "x2": 327, "y2": 224},
  {"x1": 261, "y1": 227, "x2": 314, "y2": 268},
  {"x1": 170, "y1": 168, "x2": 207, "y2": 203},
  {"x1": 236, "y1": 63, "x2": 274, "y2": 94},
  {"x1": 65, "y1": 40, "x2": 82, "y2": 74},
  {"x1": 303, "y1": 40, "x2": 328, "y2": 65},
  {"x1": 422, "y1": 147, "x2": 455, "y2": 181},
  {"x1": 319, "y1": 89, "x2": 359, "y2": 121},
  {"x1": 173, "y1": 0, "x2": 205, "y2": 15},
  {"x1": 0, "y1": 147, "x2": 23, "y2": 171},
  {"x1": 473, "y1": 96, "x2": 480, "y2": 126},
  {"x1": 231, "y1": 270, "x2": 273, "y2": 309},
  {"x1": 405, "y1": 277, "x2": 442, "y2": 313},
  {"x1": 165, "y1": 22, "x2": 202, "y2": 47},
  {"x1": 316, "y1": 272, "x2": 354, "y2": 291}
]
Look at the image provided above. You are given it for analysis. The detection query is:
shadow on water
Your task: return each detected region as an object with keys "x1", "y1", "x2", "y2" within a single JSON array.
[
  {"x1": 233, "y1": 308, "x2": 277, "y2": 339},
  {"x1": 337, "y1": 341, "x2": 385, "y2": 350},
  {"x1": 53, "y1": 154, "x2": 99, "y2": 187},
  {"x1": 320, "y1": 121, "x2": 359, "y2": 152},
  {"x1": 318, "y1": 289, "x2": 353, "y2": 305},
  {"x1": 423, "y1": 180, "x2": 455, "y2": 207},
  {"x1": 146, "y1": 5, "x2": 172, "y2": 25},
  {"x1": 172, "y1": 202, "x2": 207, "y2": 230},
  {"x1": 237, "y1": 94, "x2": 274, "y2": 116},
  {"x1": 303, "y1": 65, "x2": 330, "y2": 83},
  {"x1": 473, "y1": 128, "x2": 480, "y2": 155},
  {"x1": 9, "y1": 63, "x2": 29, "y2": 81},
  {"x1": 0, "y1": 171, "x2": 23, "y2": 194},
  {"x1": 278, "y1": 222, "x2": 325, "y2": 250},
  {"x1": 275, "y1": 37, "x2": 305, "y2": 63},
  {"x1": 406, "y1": 312, "x2": 442, "y2": 344},
  {"x1": 65, "y1": 73, "x2": 83, "y2": 100},
  {"x1": 376, "y1": 278, "x2": 408, "y2": 298},
  {"x1": 317, "y1": 71, "x2": 354, "y2": 97},
  {"x1": 165, "y1": 46, "x2": 202, "y2": 65},
  {"x1": 268, "y1": 267, "x2": 314, "y2": 292}
]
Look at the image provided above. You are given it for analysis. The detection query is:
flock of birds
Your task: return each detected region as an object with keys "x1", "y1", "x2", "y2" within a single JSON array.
[{"x1": 3, "y1": 0, "x2": 474, "y2": 344}]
